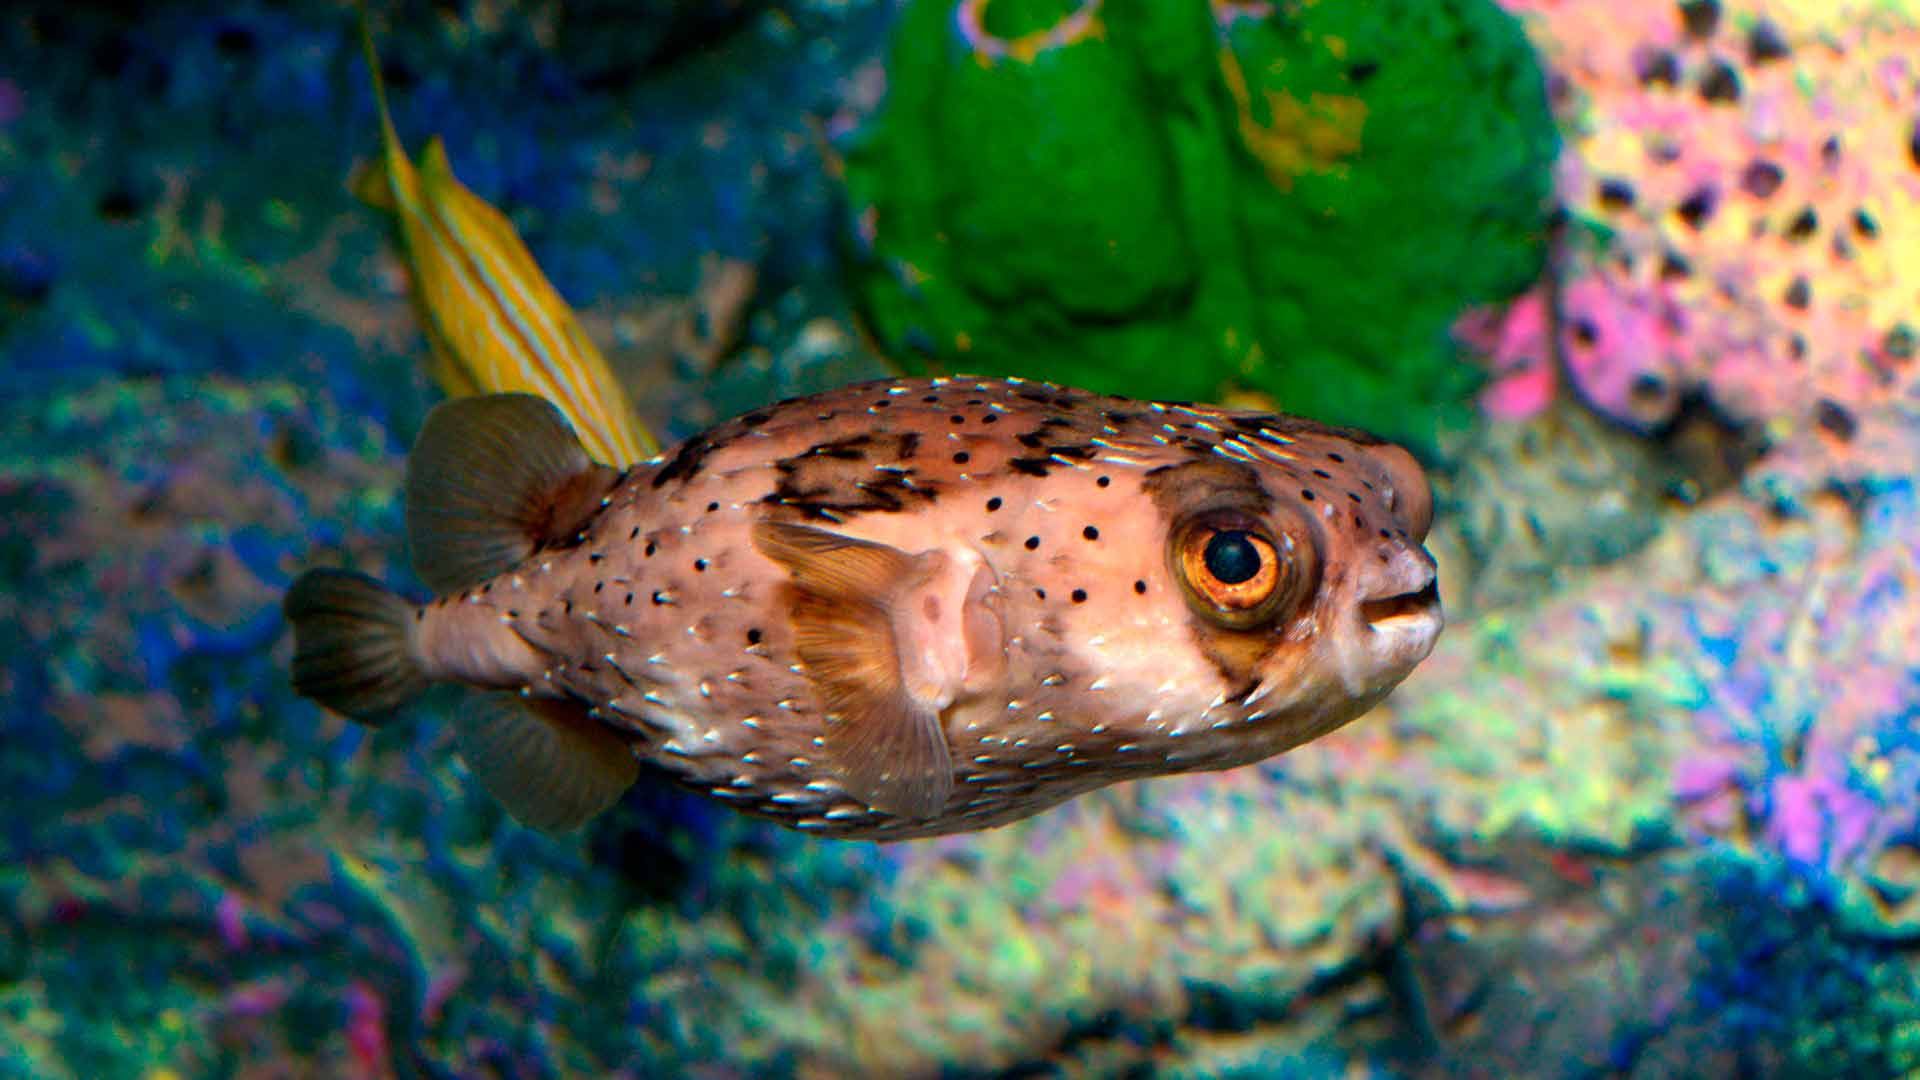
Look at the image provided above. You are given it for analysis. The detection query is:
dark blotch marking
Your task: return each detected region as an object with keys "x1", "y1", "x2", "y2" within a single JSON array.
[
  {"x1": 1097, "y1": 476, "x2": 1111, "y2": 488},
  {"x1": 644, "y1": 541, "x2": 657, "y2": 557},
  {"x1": 1676, "y1": 187, "x2": 1717, "y2": 230},
  {"x1": 1025, "y1": 536, "x2": 1041, "y2": 551},
  {"x1": 1748, "y1": 19, "x2": 1789, "y2": 63},
  {"x1": 1741, "y1": 159, "x2": 1784, "y2": 198},
  {"x1": 1815, "y1": 399, "x2": 1857, "y2": 441},
  {"x1": 1134, "y1": 580, "x2": 1147, "y2": 594},
  {"x1": 1885, "y1": 324, "x2": 1916, "y2": 361},
  {"x1": 1071, "y1": 589, "x2": 1087, "y2": 604},
  {"x1": 1598, "y1": 178, "x2": 1636, "y2": 209},
  {"x1": 764, "y1": 432, "x2": 937, "y2": 521},
  {"x1": 1698, "y1": 60, "x2": 1740, "y2": 104},
  {"x1": 1786, "y1": 206, "x2": 1819, "y2": 240},
  {"x1": 1009, "y1": 457, "x2": 1053, "y2": 477},
  {"x1": 694, "y1": 559, "x2": 708, "y2": 572},
  {"x1": 653, "y1": 430, "x2": 721, "y2": 488},
  {"x1": 1679, "y1": 0, "x2": 1719, "y2": 39},
  {"x1": 1083, "y1": 526, "x2": 1099, "y2": 541},
  {"x1": 1636, "y1": 48, "x2": 1680, "y2": 87},
  {"x1": 747, "y1": 628, "x2": 762, "y2": 645},
  {"x1": 953, "y1": 451, "x2": 971, "y2": 465},
  {"x1": 1784, "y1": 276, "x2": 1811, "y2": 309}
]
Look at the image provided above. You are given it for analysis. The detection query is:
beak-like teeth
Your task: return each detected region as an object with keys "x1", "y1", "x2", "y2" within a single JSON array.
[{"x1": 1361, "y1": 579, "x2": 1441, "y2": 626}]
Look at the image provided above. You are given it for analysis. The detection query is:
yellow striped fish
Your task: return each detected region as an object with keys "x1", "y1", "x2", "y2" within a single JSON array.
[{"x1": 353, "y1": 8, "x2": 658, "y2": 466}]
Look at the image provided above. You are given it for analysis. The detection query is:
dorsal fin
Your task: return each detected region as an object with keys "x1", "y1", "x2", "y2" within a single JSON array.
[
  {"x1": 753, "y1": 521, "x2": 958, "y2": 820},
  {"x1": 405, "y1": 393, "x2": 619, "y2": 594}
]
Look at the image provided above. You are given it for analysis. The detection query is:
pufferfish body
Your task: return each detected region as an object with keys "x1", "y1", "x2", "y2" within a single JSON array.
[{"x1": 285, "y1": 376, "x2": 1442, "y2": 840}]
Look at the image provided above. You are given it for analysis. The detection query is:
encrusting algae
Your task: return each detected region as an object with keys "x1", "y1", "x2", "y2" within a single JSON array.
[{"x1": 286, "y1": 377, "x2": 1443, "y2": 840}]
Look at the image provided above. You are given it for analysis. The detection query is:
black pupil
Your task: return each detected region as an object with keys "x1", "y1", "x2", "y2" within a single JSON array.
[{"x1": 1203, "y1": 531, "x2": 1262, "y2": 585}]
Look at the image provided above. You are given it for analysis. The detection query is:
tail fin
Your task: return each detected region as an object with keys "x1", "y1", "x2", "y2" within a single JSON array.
[{"x1": 285, "y1": 569, "x2": 431, "y2": 723}]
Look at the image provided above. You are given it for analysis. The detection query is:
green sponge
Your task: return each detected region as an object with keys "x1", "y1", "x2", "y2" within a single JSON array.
[{"x1": 841, "y1": 0, "x2": 1558, "y2": 451}]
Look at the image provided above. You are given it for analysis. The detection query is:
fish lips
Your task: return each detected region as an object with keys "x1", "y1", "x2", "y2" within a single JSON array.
[{"x1": 1357, "y1": 562, "x2": 1444, "y2": 665}]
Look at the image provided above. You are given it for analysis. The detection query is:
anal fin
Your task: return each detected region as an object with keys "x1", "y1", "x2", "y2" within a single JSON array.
[{"x1": 452, "y1": 693, "x2": 638, "y2": 831}]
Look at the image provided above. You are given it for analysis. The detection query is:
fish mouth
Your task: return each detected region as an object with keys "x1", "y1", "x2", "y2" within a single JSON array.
[{"x1": 1360, "y1": 579, "x2": 1441, "y2": 628}]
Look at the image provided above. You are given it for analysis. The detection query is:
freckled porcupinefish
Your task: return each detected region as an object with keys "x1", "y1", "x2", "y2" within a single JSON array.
[{"x1": 285, "y1": 376, "x2": 1442, "y2": 840}]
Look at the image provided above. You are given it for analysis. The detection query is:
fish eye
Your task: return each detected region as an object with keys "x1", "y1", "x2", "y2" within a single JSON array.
[
  {"x1": 1204, "y1": 531, "x2": 1263, "y2": 584},
  {"x1": 1171, "y1": 513, "x2": 1316, "y2": 629}
]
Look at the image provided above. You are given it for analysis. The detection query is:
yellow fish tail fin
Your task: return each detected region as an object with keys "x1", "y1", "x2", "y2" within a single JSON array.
[{"x1": 353, "y1": 4, "x2": 659, "y2": 467}]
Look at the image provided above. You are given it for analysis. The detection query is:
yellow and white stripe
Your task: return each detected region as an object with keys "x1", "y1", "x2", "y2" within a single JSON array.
[{"x1": 356, "y1": 8, "x2": 657, "y2": 466}]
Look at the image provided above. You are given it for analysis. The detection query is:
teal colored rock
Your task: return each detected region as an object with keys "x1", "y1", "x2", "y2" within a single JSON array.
[{"x1": 841, "y1": 0, "x2": 1559, "y2": 450}]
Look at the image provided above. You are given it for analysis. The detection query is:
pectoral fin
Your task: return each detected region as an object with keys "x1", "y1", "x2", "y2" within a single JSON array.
[
  {"x1": 452, "y1": 694, "x2": 638, "y2": 831},
  {"x1": 753, "y1": 521, "x2": 958, "y2": 820}
]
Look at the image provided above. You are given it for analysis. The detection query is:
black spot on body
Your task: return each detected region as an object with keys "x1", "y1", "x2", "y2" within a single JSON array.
[
  {"x1": 1025, "y1": 536, "x2": 1041, "y2": 551},
  {"x1": 986, "y1": 496, "x2": 1003, "y2": 512},
  {"x1": 1009, "y1": 458, "x2": 1052, "y2": 477},
  {"x1": 1786, "y1": 207, "x2": 1819, "y2": 240},
  {"x1": 747, "y1": 628, "x2": 762, "y2": 645},
  {"x1": 1071, "y1": 589, "x2": 1087, "y2": 604},
  {"x1": 1134, "y1": 580, "x2": 1147, "y2": 594},
  {"x1": 1083, "y1": 526, "x2": 1099, "y2": 541}
]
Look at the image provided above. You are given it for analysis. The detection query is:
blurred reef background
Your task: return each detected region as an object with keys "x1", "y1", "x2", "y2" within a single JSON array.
[{"x1": 6, "y1": 0, "x2": 1920, "y2": 1075}]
